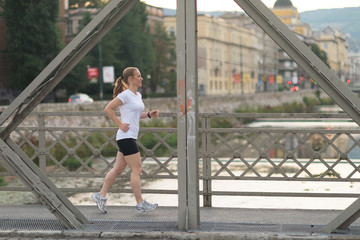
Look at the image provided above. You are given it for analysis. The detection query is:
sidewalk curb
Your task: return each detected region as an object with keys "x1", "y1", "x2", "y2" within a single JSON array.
[{"x1": 0, "y1": 229, "x2": 354, "y2": 240}]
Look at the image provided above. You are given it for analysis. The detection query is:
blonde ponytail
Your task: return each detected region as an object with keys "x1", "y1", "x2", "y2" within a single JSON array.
[
  {"x1": 113, "y1": 77, "x2": 127, "y2": 98},
  {"x1": 112, "y1": 67, "x2": 138, "y2": 98}
]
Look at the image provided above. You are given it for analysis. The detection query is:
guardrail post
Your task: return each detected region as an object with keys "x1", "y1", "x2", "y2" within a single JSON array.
[
  {"x1": 38, "y1": 113, "x2": 46, "y2": 172},
  {"x1": 202, "y1": 114, "x2": 212, "y2": 207}
]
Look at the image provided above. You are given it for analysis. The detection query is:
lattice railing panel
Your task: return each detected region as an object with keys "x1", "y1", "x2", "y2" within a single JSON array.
[{"x1": 206, "y1": 128, "x2": 360, "y2": 181}]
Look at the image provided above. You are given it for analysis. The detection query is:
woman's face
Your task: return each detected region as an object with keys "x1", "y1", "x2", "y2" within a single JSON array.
[{"x1": 130, "y1": 69, "x2": 143, "y2": 88}]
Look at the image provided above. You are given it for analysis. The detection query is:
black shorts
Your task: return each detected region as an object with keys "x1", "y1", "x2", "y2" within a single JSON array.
[{"x1": 116, "y1": 138, "x2": 139, "y2": 156}]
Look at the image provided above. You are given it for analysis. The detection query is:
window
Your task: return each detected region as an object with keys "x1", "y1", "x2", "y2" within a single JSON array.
[
  {"x1": 169, "y1": 27, "x2": 175, "y2": 37},
  {"x1": 66, "y1": 19, "x2": 73, "y2": 35}
]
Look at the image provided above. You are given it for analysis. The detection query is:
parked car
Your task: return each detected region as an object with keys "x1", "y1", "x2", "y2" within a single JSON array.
[{"x1": 68, "y1": 93, "x2": 94, "y2": 103}]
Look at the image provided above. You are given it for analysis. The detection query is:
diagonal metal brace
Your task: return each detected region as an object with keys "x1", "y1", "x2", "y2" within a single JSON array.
[
  {"x1": 321, "y1": 198, "x2": 360, "y2": 234},
  {"x1": 0, "y1": 138, "x2": 87, "y2": 229},
  {"x1": 233, "y1": 0, "x2": 360, "y2": 233}
]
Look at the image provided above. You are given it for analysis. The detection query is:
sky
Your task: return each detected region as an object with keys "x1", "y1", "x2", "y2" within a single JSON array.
[{"x1": 141, "y1": 0, "x2": 360, "y2": 13}]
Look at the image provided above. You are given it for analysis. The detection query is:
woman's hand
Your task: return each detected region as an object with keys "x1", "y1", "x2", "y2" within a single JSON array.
[
  {"x1": 149, "y1": 110, "x2": 159, "y2": 118},
  {"x1": 119, "y1": 122, "x2": 130, "y2": 132}
]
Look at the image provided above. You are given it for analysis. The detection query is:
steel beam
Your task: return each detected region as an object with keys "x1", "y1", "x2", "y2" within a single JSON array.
[
  {"x1": 233, "y1": 0, "x2": 360, "y2": 233},
  {"x1": 0, "y1": 0, "x2": 138, "y2": 229},
  {"x1": 321, "y1": 198, "x2": 360, "y2": 234},
  {"x1": 176, "y1": 0, "x2": 200, "y2": 231}
]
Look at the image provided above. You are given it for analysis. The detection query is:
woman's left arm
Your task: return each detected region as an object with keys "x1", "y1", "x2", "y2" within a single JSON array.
[{"x1": 141, "y1": 110, "x2": 159, "y2": 119}]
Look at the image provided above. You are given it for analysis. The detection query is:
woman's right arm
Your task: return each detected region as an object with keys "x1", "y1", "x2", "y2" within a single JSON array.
[{"x1": 104, "y1": 98, "x2": 129, "y2": 131}]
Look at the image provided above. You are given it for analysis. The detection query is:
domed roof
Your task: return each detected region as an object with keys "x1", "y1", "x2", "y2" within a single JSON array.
[{"x1": 274, "y1": 0, "x2": 293, "y2": 8}]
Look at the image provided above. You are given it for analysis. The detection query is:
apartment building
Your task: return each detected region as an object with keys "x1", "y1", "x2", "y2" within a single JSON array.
[
  {"x1": 146, "y1": 5, "x2": 164, "y2": 34},
  {"x1": 221, "y1": 12, "x2": 280, "y2": 92},
  {"x1": 272, "y1": 0, "x2": 349, "y2": 84},
  {"x1": 164, "y1": 14, "x2": 258, "y2": 95},
  {"x1": 314, "y1": 27, "x2": 349, "y2": 82}
]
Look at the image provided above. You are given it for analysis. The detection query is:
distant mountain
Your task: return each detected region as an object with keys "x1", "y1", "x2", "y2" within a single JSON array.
[
  {"x1": 163, "y1": 8, "x2": 176, "y2": 16},
  {"x1": 300, "y1": 7, "x2": 360, "y2": 52},
  {"x1": 164, "y1": 8, "x2": 229, "y2": 18}
]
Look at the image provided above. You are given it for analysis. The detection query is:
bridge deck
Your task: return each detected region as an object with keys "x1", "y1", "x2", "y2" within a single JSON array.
[{"x1": 1, "y1": 205, "x2": 360, "y2": 239}]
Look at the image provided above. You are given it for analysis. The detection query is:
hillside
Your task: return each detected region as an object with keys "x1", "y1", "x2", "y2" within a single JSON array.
[{"x1": 300, "y1": 7, "x2": 360, "y2": 52}]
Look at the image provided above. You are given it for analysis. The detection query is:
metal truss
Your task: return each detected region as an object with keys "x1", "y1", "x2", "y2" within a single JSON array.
[
  {"x1": 1, "y1": 0, "x2": 360, "y2": 233},
  {"x1": 0, "y1": 0, "x2": 138, "y2": 229},
  {"x1": 233, "y1": 0, "x2": 360, "y2": 234},
  {"x1": 176, "y1": 0, "x2": 200, "y2": 231}
]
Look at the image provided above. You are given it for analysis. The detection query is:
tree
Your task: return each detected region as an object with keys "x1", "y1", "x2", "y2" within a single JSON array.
[
  {"x1": 62, "y1": 2, "x2": 155, "y2": 99},
  {"x1": 310, "y1": 43, "x2": 330, "y2": 68},
  {"x1": 57, "y1": 11, "x2": 94, "y2": 95},
  {"x1": 108, "y1": 2, "x2": 155, "y2": 81},
  {"x1": 1, "y1": 0, "x2": 62, "y2": 90},
  {"x1": 149, "y1": 23, "x2": 176, "y2": 94}
]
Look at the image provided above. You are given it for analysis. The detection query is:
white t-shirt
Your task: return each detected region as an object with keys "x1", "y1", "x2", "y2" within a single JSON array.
[{"x1": 115, "y1": 89, "x2": 145, "y2": 140}]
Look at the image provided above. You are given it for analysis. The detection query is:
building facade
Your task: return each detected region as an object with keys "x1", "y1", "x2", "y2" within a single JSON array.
[
  {"x1": 146, "y1": 5, "x2": 164, "y2": 35},
  {"x1": 314, "y1": 27, "x2": 349, "y2": 82},
  {"x1": 272, "y1": 0, "x2": 349, "y2": 84},
  {"x1": 221, "y1": 12, "x2": 280, "y2": 92},
  {"x1": 164, "y1": 14, "x2": 258, "y2": 96}
]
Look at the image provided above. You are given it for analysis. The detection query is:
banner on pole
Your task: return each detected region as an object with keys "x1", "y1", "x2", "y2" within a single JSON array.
[{"x1": 103, "y1": 66, "x2": 115, "y2": 83}]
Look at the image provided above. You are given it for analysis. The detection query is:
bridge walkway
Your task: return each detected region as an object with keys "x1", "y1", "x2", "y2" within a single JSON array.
[{"x1": 1, "y1": 205, "x2": 360, "y2": 239}]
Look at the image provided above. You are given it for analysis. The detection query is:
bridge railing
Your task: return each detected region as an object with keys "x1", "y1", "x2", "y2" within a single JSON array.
[{"x1": 1, "y1": 111, "x2": 359, "y2": 206}]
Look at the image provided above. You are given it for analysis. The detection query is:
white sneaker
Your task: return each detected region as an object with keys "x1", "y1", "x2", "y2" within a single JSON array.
[
  {"x1": 136, "y1": 200, "x2": 158, "y2": 213},
  {"x1": 91, "y1": 192, "x2": 107, "y2": 214}
]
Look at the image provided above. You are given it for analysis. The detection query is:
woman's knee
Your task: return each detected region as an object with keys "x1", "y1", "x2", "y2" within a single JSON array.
[
  {"x1": 131, "y1": 166, "x2": 142, "y2": 175},
  {"x1": 111, "y1": 165, "x2": 126, "y2": 176}
]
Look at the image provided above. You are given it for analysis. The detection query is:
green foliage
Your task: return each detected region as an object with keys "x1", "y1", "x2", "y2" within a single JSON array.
[
  {"x1": 0, "y1": 177, "x2": 6, "y2": 187},
  {"x1": 1, "y1": 0, "x2": 62, "y2": 90},
  {"x1": 62, "y1": 2, "x2": 155, "y2": 98},
  {"x1": 139, "y1": 119, "x2": 177, "y2": 156},
  {"x1": 257, "y1": 101, "x2": 306, "y2": 113},
  {"x1": 139, "y1": 132, "x2": 177, "y2": 156},
  {"x1": 210, "y1": 118, "x2": 233, "y2": 128},
  {"x1": 62, "y1": 157, "x2": 92, "y2": 171},
  {"x1": 303, "y1": 96, "x2": 319, "y2": 111},
  {"x1": 149, "y1": 23, "x2": 176, "y2": 93},
  {"x1": 49, "y1": 131, "x2": 117, "y2": 163},
  {"x1": 58, "y1": 11, "x2": 94, "y2": 94},
  {"x1": 310, "y1": 43, "x2": 330, "y2": 68}
]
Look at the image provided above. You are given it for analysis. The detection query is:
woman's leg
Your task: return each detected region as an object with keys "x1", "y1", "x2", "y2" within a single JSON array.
[
  {"x1": 124, "y1": 152, "x2": 143, "y2": 204},
  {"x1": 99, "y1": 151, "x2": 127, "y2": 197}
]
